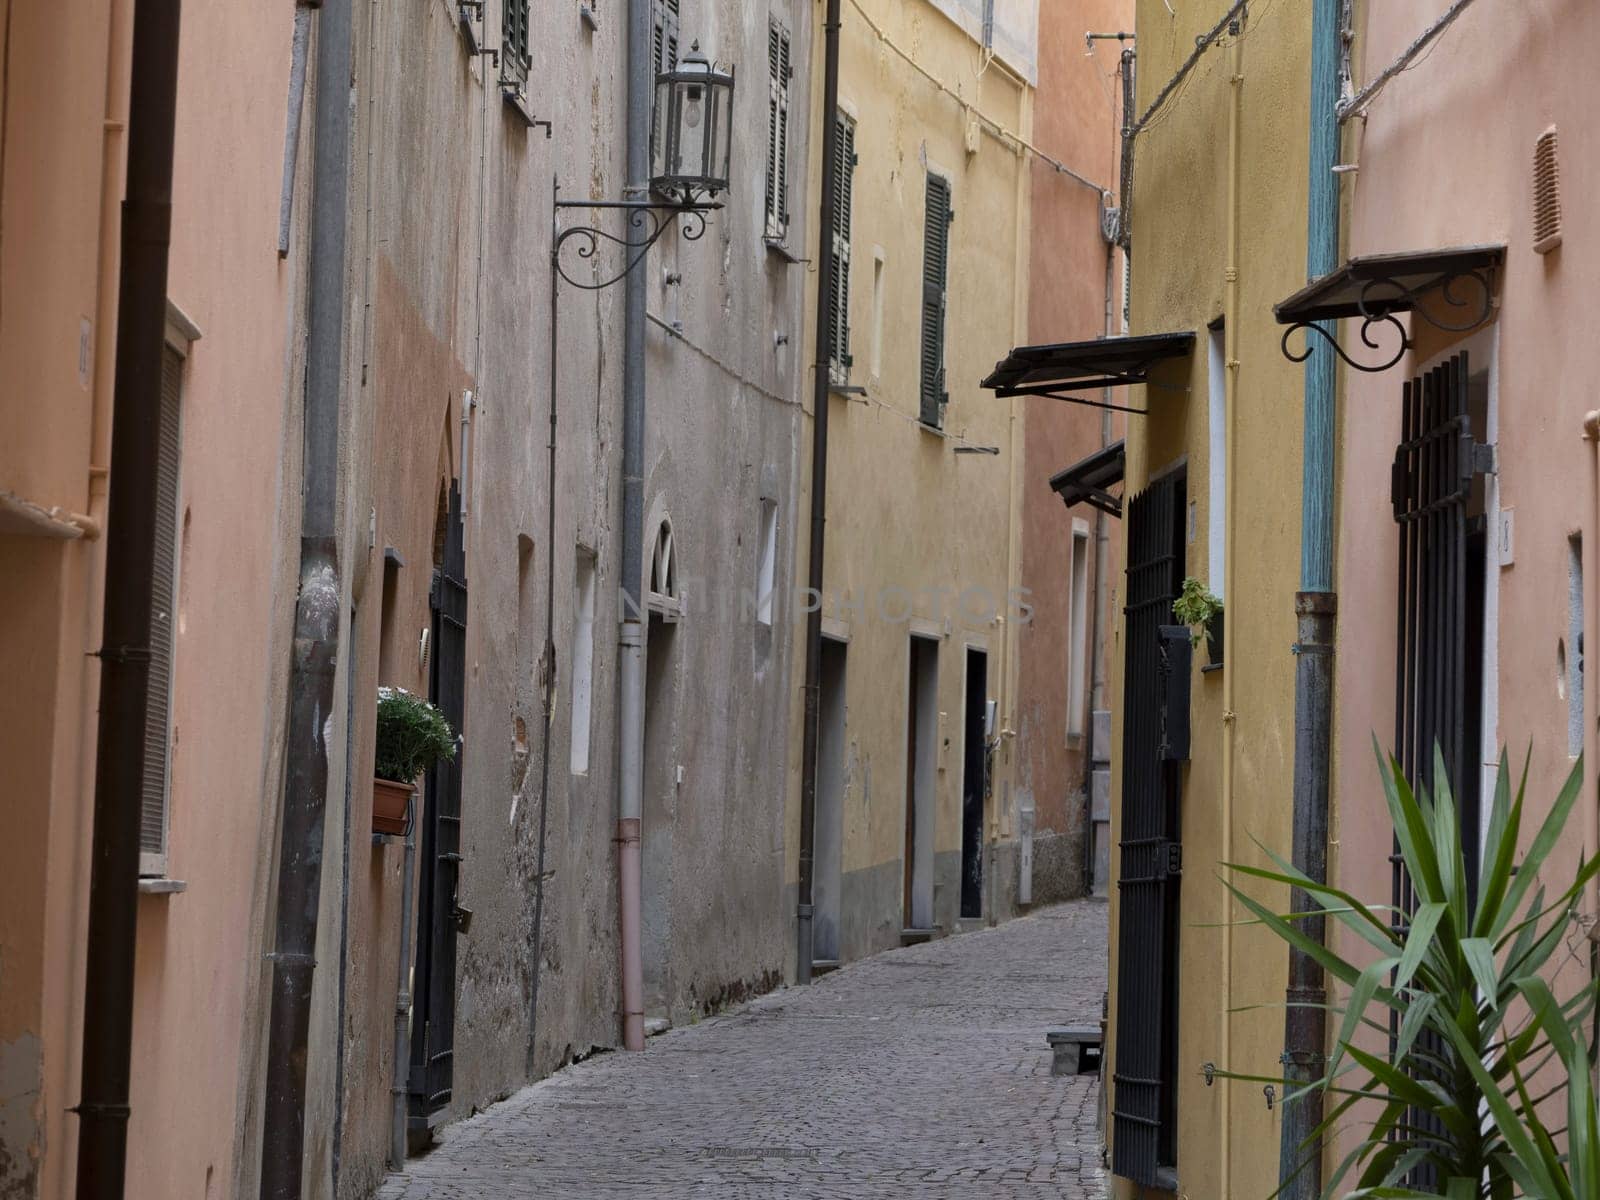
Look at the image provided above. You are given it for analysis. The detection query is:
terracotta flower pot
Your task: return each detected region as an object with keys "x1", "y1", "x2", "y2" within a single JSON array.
[{"x1": 372, "y1": 777, "x2": 416, "y2": 837}]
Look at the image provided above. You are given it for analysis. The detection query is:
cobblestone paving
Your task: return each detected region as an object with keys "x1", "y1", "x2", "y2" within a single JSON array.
[{"x1": 377, "y1": 901, "x2": 1109, "y2": 1199}]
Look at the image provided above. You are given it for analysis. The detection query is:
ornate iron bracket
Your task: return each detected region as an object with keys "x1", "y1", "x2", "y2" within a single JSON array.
[
  {"x1": 1279, "y1": 266, "x2": 1497, "y2": 374},
  {"x1": 554, "y1": 199, "x2": 718, "y2": 292}
]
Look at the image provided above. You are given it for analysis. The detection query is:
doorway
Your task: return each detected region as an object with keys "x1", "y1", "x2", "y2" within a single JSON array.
[
  {"x1": 903, "y1": 635, "x2": 939, "y2": 931},
  {"x1": 641, "y1": 611, "x2": 678, "y2": 1025},
  {"x1": 960, "y1": 648, "x2": 988, "y2": 920},
  {"x1": 410, "y1": 481, "x2": 468, "y2": 1131},
  {"x1": 814, "y1": 638, "x2": 847, "y2": 963}
]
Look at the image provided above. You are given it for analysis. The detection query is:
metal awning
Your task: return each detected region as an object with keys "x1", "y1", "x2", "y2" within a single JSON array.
[
  {"x1": 980, "y1": 332, "x2": 1195, "y2": 415},
  {"x1": 1274, "y1": 245, "x2": 1504, "y2": 373},
  {"x1": 1049, "y1": 439, "x2": 1125, "y2": 517}
]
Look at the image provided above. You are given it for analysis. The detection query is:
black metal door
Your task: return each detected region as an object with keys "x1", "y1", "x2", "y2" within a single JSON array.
[
  {"x1": 1390, "y1": 352, "x2": 1489, "y2": 1186},
  {"x1": 1111, "y1": 470, "x2": 1186, "y2": 1187},
  {"x1": 410, "y1": 481, "x2": 468, "y2": 1128}
]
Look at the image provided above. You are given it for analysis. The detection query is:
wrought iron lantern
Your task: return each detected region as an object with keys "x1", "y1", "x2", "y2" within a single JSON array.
[{"x1": 651, "y1": 42, "x2": 734, "y2": 202}]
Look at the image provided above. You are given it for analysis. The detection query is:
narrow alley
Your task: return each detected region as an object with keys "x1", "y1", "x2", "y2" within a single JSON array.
[{"x1": 378, "y1": 902, "x2": 1108, "y2": 1199}]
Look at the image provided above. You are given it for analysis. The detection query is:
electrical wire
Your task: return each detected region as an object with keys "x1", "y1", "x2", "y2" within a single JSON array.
[
  {"x1": 1127, "y1": 0, "x2": 1248, "y2": 139},
  {"x1": 1339, "y1": 0, "x2": 1484, "y2": 122},
  {"x1": 843, "y1": 0, "x2": 1109, "y2": 195}
]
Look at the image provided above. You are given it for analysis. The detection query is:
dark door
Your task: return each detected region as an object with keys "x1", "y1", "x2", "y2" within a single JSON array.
[
  {"x1": 409, "y1": 481, "x2": 468, "y2": 1129},
  {"x1": 960, "y1": 648, "x2": 987, "y2": 919},
  {"x1": 1390, "y1": 352, "x2": 1489, "y2": 1188},
  {"x1": 1111, "y1": 470, "x2": 1185, "y2": 1188}
]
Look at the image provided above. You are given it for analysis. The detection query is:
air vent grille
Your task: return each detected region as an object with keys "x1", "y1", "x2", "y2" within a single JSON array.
[{"x1": 1533, "y1": 126, "x2": 1562, "y2": 255}]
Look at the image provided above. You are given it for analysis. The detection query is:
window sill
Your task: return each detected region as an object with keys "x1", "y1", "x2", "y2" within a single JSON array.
[
  {"x1": 828, "y1": 383, "x2": 867, "y2": 400},
  {"x1": 764, "y1": 238, "x2": 804, "y2": 265},
  {"x1": 137, "y1": 878, "x2": 188, "y2": 895},
  {"x1": 917, "y1": 420, "x2": 948, "y2": 438},
  {"x1": 501, "y1": 80, "x2": 542, "y2": 129}
]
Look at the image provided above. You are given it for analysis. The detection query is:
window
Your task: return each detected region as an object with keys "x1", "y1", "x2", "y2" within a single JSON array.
[
  {"x1": 1067, "y1": 520, "x2": 1090, "y2": 738},
  {"x1": 756, "y1": 499, "x2": 778, "y2": 626},
  {"x1": 1207, "y1": 323, "x2": 1226, "y2": 601},
  {"x1": 503, "y1": 0, "x2": 530, "y2": 79},
  {"x1": 826, "y1": 110, "x2": 856, "y2": 386},
  {"x1": 571, "y1": 550, "x2": 597, "y2": 773},
  {"x1": 919, "y1": 172, "x2": 952, "y2": 427},
  {"x1": 140, "y1": 342, "x2": 184, "y2": 876},
  {"x1": 763, "y1": 19, "x2": 792, "y2": 243},
  {"x1": 649, "y1": 0, "x2": 680, "y2": 166}
]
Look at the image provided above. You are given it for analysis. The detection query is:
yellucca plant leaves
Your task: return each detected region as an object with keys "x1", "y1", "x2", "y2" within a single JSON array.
[{"x1": 1210, "y1": 743, "x2": 1600, "y2": 1198}]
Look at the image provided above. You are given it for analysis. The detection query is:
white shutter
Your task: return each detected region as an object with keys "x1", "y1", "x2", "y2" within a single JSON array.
[{"x1": 764, "y1": 21, "x2": 792, "y2": 241}]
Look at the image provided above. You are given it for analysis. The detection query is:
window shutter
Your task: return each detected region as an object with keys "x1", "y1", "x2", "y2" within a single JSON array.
[
  {"x1": 920, "y1": 173, "x2": 951, "y2": 427},
  {"x1": 140, "y1": 344, "x2": 183, "y2": 874},
  {"x1": 503, "y1": 0, "x2": 530, "y2": 73},
  {"x1": 650, "y1": 0, "x2": 680, "y2": 166},
  {"x1": 764, "y1": 22, "x2": 792, "y2": 241},
  {"x1": 827, "y1": 112, "x2": 856, "y2": 382}
]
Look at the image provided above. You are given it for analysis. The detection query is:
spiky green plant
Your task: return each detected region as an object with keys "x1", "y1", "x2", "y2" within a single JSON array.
[{"x1": 1219, "y1": 743, "x2": 1600, "y2": 1198}]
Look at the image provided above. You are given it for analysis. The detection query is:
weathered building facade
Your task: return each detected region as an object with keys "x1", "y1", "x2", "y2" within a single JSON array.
[
  {"x1": 3, "y1": 0, "x2": 813, "y2": 1196},
  {"x1": 788, "y1": 0, "x2": 1040, "y2": 971},
  {"x1": 1015, "y1": 1, "x2": 1130, "y2": 903},
  {"x1": 1104, "y1": 2, "x2": 1311, "y2": 1196}
]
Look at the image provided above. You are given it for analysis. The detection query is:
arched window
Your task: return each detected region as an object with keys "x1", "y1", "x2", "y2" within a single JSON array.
[{"x1": 646, "y1": 519, "x2": 682, "y2": 620}]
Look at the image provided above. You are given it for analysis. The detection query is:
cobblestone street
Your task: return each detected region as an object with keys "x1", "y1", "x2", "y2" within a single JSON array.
[{"x1": 378, "y1": 901, "x2": 1109, "y2": 1199}]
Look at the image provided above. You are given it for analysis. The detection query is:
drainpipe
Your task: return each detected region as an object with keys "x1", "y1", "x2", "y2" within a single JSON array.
[
  {"x1": 616, "y1": 0, "x2": 653, "y2": 1052},
  {"x1": 389, "y1": 792, "x2": 417, "y2": 1171},
  {"x1": 796, "y1": 0, "x2": 843, "y2": 986},
  {"x1": 1280, "y1": 3, "x2": 1341, "y2": 1197},
  {"x1": 72, "y1": 2, "x2": 182, "y2": 1197},
  {"x1": 260, "y1": 0, "x2": 353, "y2": 1196},
  {"x1": 1219, "y1": 16, "x2": 1243, "y2": 1199}
]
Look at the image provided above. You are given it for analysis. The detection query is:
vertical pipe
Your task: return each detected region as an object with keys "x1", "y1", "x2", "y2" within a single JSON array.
[
  {"x1": 796, "y1": 0, "x2": 843, "y2": 986},
  {"x1": 616, "y1": 0, "x2": 653, "y2": 1052},
  {"x1": 73, "y1": 3, "x2": 182, "y2": 1197},
  {"x1": 1219, "y1": 16, "x2": 1243, "y2": 1198},
  {"x1": 1281, "y1": 2, "x2": 1341, "y2": 1196},
  {"x1": 261, "y1": 0, "x2": 353, "y2": 1195},
  {"x1": 527, "y1": 178, "x2": 561, "y2": 1075},
  {"x1": 388, "y1": 793, "x2": 416, "y2": 1171}
]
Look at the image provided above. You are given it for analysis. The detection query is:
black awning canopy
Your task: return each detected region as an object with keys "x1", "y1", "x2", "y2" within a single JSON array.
[
  {"x1": 981, "y1": 332, "x2": 1195, "y2": 414},
  {"x1": 1049, "y1": 439, "x2": 1126, "y2": 517},
  {"x1": 1274, "y1": 244, "x2": 1506, "y2": 325}
]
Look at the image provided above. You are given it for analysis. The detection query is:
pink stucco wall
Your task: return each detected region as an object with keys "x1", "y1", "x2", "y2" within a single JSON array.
[{"x1": 1332, "y1": 0, "x2": 1599, "y2": 1140}]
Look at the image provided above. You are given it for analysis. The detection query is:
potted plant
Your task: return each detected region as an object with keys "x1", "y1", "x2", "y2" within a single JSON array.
[
  {"x1": 372, "y1": 686, "x2": 456, "y2": 837},
  {"x1": 1173, "y1": 576, "x2": 1223, "y2": 667}
]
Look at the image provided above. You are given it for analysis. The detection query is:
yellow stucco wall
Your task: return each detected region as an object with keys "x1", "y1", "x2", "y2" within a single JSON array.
[
  {"x1": 788, "y1": 0, "x2": 1034, "y2": 961},
  {"x1": 1108, "y1": 3, "x2": 1317, "y2": 1196}
]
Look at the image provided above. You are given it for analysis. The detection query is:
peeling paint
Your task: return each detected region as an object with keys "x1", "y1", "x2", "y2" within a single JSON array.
[{"x1": 0, "y1": 1035, "x2": 43, "y2": 1200}]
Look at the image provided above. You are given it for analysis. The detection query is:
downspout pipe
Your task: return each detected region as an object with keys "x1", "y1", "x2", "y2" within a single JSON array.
[
  {"x1": 73, "y1": 2, "x2": 182, "y2": 1197},
  {"x1": 261, "y1": 0, "x2": 353, "y2": 1196},
  {"x1": 796, "y1": 0, "x2": 843, "y2": 987},
  {"x1": 616, "y1": 0, "x2": 652, "y2": 1052},
  {"x1": 1280, "y1": 3, "x2": 1341, "y2": 1197},
  {"x1": 1219, "y1": 17, "x2": 1243, "y2": 1198},
  {"x1": 388, "y1": 793, "x2": 417, "y2": 1171}
]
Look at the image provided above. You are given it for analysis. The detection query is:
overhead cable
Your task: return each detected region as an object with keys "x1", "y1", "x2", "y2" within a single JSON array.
[
  {"x1": 844, "y1": 0, "x2": 1110, "y2": 195},
  {"x1": 1337, "y1": 0, "x2": 1483, "y2": 122},
  {"x1": 1127, "y1": 0, "x2": 1248, "y2": 139}
]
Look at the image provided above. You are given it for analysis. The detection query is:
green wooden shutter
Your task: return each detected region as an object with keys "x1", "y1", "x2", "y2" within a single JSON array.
[
  {"x1": 764, "y1": 21, "x2": 792, "y2": 241},
  {"x1": 920, "y1": 173, "x2": 951, "y2": 427},
  {"x1": 140, "y1": 344, "x2": 183, "y2": 874},
  {"x1": 503, "y1": 0, "x2": 530, "y2": 73},
  {"x1": 828, "y1": 112, "x2": 856, "y2": 383}
]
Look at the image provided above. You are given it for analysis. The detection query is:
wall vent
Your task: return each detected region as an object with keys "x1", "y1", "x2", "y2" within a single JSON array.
[{"x1": 1533, "y1": 126, "x2": 1562, "y2": 255}]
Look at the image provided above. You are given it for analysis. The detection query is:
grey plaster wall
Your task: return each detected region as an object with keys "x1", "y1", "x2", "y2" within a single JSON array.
[{"x1": 292, "y1": 0, "x2": 819, "y2": 1191}]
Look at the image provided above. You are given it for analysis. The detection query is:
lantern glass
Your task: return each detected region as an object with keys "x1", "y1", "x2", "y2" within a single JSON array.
[{"x1": 650, "y1": 42, "x2": 734, "y2": 200}]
